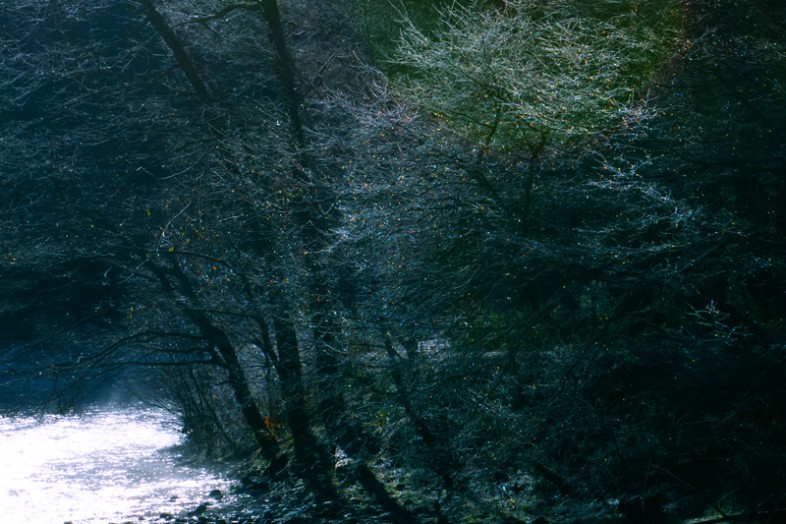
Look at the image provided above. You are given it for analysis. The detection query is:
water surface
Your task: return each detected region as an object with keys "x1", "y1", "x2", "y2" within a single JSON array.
[{"x1": 0, "y1": 405, "x2": 234, "y2": 524}]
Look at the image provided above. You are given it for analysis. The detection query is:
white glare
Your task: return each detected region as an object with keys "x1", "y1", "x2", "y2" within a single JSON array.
[{"x1": 0, "y1": 406, "x2": 232, "y2": 524}]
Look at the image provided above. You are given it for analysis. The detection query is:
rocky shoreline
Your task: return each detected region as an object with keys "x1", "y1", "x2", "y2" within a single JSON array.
[
  {"x1": 142, "y1": 505, "x2": 385, "y2": 524},
  {"x1": 140, "y1": 490, "x2": 272, "y2": 524},
  {"x1": 108, "y1": 488, "x2": 394, "y2": 524}
]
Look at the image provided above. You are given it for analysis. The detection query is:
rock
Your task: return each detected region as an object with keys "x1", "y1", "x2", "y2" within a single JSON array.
[
  {"x1": 190, "y1": 502, "x2": 211, "y2": 516},
  {"x1": 208, "y1": 489, "x2": 224, "y2": 500}
]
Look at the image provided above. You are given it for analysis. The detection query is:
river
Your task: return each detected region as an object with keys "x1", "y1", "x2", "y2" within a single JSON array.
[{"x1": 0, "y1": 404, "x2": 240, "y2": 524}]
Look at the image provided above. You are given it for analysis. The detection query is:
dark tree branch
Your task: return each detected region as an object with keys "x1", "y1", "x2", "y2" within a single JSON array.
[{"x1": 140, "y1": 0, "x2": 215, "y2": 105}]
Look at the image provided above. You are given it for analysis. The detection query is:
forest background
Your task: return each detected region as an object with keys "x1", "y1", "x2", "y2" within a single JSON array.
[{"x1": 1, "y1": 0, "x2": 785, "y2": 522}]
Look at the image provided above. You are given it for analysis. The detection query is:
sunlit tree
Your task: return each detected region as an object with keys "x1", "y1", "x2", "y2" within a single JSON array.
[{"x1": 376, "y1": 0, "x2": 684, "y2": 155}]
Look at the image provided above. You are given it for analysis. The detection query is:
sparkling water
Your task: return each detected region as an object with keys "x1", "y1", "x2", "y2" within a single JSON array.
[{"x1": 0, "y1": 405, "x2": 235, "y2": 524}]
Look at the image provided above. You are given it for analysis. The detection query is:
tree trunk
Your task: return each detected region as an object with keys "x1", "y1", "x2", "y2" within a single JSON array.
[
  {"x1": 272, "y1": 308, "x2": 339, "y2": 501},
  {"x1": 140, "y1": 0, "x2": 214, "y2": 105},
  {"x1": 258, "y1": 0, "x2": 305, "y2": 145},
  {"x1": 149, "y1": 260, "x2": 285, "y2": 470},
  {"x1": 315, "y1": 321, "x2": 419, "y2": 523},
  {"x1": 384, "y1": 330, "x2": 459, "y2": 489}
]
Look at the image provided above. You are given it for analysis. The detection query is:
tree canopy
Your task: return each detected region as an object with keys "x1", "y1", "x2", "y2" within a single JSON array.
[
  {"x1": 364, "y1": 0, "x2": 684, "y2": 154},
  {"x1": 1, "y1": 0, "x2": 785, "y2": 522}
]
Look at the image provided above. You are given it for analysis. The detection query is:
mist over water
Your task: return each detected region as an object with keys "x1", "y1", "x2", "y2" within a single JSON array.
[{"x1": 0, "y1": 405, "x2": 235, "y2": 524}]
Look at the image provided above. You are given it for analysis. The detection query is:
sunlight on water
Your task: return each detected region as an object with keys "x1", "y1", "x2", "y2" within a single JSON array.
[{"x1": 0, "y1": 405, "x2": 233, "y2": 524}]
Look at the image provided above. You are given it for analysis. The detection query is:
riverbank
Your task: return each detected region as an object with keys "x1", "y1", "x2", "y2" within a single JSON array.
[
  {"x1": 145, "y1": 494, "x2": 408, "y2": 524},
  {"x1": 140, "y1": 461, "x2": 442, "y2": 524}
]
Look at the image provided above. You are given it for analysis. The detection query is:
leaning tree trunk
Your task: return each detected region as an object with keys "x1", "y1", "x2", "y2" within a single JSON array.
[
  {"x1": 314, "y1": 317, "x2": 419, "y2": 523},
  {"x1": 384, "y1": 330, "x2": 460, "y2": 490},
  {"x1": 142, "y1": 0, "x2": 413, "y2": 510},
  {"x1": 146, "y1": 259, "x2": 285, "y2": 469},
  {"x1": 270, "y1": 304, "x2": 340, "y2": 501},
  {"x1": 256, "y1": 0, "x2": 422, "y2": 513}
]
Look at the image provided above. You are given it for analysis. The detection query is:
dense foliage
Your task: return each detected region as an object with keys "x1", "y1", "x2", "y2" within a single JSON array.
[
  {"x1": 370, "y1": 0, "x2": 684, "y2": 152},
  {"x1": 1, "y1": 0, "x2": 784, "y2": 522}
]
